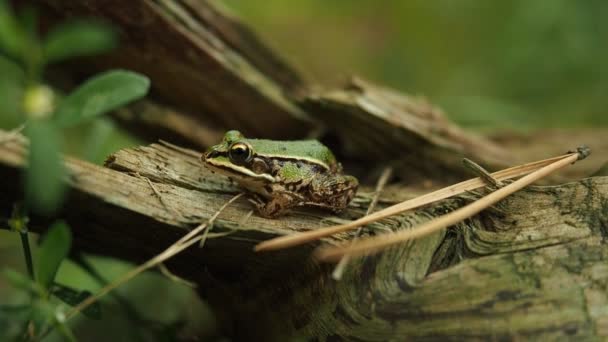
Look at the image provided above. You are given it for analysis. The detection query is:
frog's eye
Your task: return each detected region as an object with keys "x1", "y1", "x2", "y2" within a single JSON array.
[{"x1": 229, "y1": 142, "x2": 252, "y2": 164}]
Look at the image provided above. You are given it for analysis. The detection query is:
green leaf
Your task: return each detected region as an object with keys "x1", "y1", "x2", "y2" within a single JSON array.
[
  {"x1": 43, "y1": 20, "x2": 116, "y2": 64},
  {"x1": 0, "y1": 304, "x2": 32, "y2": 342},
  {"x1": 0, "y1": 0, "x2": 24, "y2": 59},
  {"x1": 54, "y1": 70, "x2": 150, "y2": 127},
  {"x1": 35, "y1": 222, "x2": 72, "y2": 290},
  {"x1": 3, "y1": 269, "x2": 33, "y2": 290},
  {"x1": 0, "y1": 304, "x2": 30, "y2": 314},
  {"x1": 51, "y1": 283, "x2": 101, "y2": 319},
  {"x1": 24, "y1": 120, "x2": 66, "y2": 215},
  {"x1": 0, "y1": 52, "x2": 23, "y2": 80},
  {"x1": 30, "y1": 299, "x2": 54, "y2": 338},
  {"x1": 3, "y1": 269, "x2": 43, "y2": 296},
  {"x1": 0, "y1": 50, "x2": 24, "y2": 123}
]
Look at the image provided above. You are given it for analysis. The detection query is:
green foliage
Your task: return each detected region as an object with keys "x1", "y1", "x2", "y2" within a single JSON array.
[
  {"x1": 0, "y1": 49, "x2": 24, "y2": 125},
  {"x1": 25, "y1": 121, "x2": 66, "y2": 215},
  {"x1": 0, "y1": 2, "x2": 150, "y2": 340},
  {"x1": 0, "y1": 303, "x2": 31, "y2": 341},
  {"x1": 226, "y1": 0, "x2": 608, "y2": 129},
  {"x1": 22, "y1": 71, "x2": 151, "y2": 214},
  {"x1": 0, "y1": 0, "x2": 25, "y2": 60},
  {"x1": 0, "y1": 2, "x2": 150, "y2": 215},
  {"x1": 43, "y1": 20, "x2": 116, "y2": 64},
  {"x1": 54, "y1": 70, "x2": 151, "y2": 127},
  {"x1": 4, "y1": 268, "x2": 44, "y2": 296},
  {"x1": 35, "y1": 222, "x2": 72, "y2": 290},
  {"x1": 2, "y1": 223, "x2": 84, "y2": 341}
]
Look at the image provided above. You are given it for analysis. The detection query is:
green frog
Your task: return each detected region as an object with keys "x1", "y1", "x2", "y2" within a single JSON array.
[{"x1": 201, "y1": 130, "x2": 359, "y2": 218}]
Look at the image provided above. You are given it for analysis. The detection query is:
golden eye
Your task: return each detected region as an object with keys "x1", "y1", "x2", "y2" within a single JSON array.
[{"x1": 229, "y1": 142, "x2": 252, "y2": 164}]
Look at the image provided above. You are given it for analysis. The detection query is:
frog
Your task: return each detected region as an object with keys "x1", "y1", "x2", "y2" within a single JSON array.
[{"x1": 201, "y1": 130, "x2": 359, "y2": 218}]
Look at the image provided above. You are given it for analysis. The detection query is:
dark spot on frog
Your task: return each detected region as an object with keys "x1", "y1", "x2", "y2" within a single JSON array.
[{"x1": 281, "y1": 147, "x2": 287, "y2": 151}]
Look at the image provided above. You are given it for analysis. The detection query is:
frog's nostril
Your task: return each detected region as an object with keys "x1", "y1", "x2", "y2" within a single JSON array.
[{"x1": 204, "y1": 151, "x2": 219, "y2": 160}]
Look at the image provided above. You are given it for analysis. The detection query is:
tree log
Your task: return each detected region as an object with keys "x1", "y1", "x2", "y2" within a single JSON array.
[{"x1": 1, "y1": 130, "x2": 607, "y2": 340}]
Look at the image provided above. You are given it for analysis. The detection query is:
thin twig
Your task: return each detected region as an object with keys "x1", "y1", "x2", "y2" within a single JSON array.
[
  {"x1": 462, "y1": 158, "x2": 504, "y2": 188},
  {"x1": 314, "y1": 152, "x2": 583, "y2": 262},
  {"x1": 65, "y1": 193, "x2": 243, "y2": 320},
  {"x1": 176, "y1": 193, "x2": 244, "y2": 246},
  {"x1": 143, "y1": 176, "x2": 173, "y2": 213},
  {"x1": 198, "y1": 193, "x2": 245, "y2": 248},
  {"x1": 238, "y1": 210, "x2": 254, "y2": 226},
  {"x1": 332, "y1": 167, "x2": 392, "y2": 280},
  {"x1": 198, "y1": 221, "x2": 215, "y2": 249},
  {"x1": 254, "y1": 152, "x2": 575, "y2": 252}
]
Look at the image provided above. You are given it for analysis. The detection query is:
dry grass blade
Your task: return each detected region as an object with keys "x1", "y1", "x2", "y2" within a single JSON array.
[
  {"x1": 314, "y1": 152, "x2": 583, "y2": 262},
  {"x1": 332, "y1": 167, "x2": 392, "y2": 280},
  {"x1": 254, "y1": 152, "x2": 576, "y2": 252},
  {"x1": 65, "y1": 193, "x2": 243, "y2": 320}
]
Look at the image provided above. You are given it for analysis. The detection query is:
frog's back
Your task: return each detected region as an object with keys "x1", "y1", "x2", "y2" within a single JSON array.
[{"x1": 248, "y1": 138, "x2": 337, "y2": 168}]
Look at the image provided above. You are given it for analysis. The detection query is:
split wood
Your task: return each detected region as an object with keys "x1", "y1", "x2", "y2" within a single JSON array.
[{"x1": 255, "y1": 149, "x2": 588, "y2": 255}]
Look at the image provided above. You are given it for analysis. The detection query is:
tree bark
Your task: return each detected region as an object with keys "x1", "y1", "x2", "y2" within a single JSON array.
[
  {"x1": 38, "y1": 0, "x2": 312, "y2": 141},
  {"x1": 1, "y1": 130, "x2": 607, "y2": 340}
]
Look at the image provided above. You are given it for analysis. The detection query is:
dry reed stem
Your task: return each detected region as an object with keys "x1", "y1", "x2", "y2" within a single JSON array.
[
  {"x1": 314, "y1": 153, "x2": 581, "y2": 262},
  {"x1": 255, "y1": 153, "x2": 575, "y2": 252}
]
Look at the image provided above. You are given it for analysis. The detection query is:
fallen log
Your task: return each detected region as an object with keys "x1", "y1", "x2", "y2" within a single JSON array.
[{"x1": 1, "y1": 130, "x2": 607, "y2": 340}]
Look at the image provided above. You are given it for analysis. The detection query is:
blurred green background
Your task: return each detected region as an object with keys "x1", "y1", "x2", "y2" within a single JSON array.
[
  {"x1": 1, "y1": 1, "x2": 607, "y2": 340},
  {"x1": 227, "y1": 0, "x2": 608, "y2": 130}
]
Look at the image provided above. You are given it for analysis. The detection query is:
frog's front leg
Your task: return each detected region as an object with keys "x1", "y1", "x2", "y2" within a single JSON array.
[{"x1": 248, "y1": 192, "x2": 303, "y2": 218}]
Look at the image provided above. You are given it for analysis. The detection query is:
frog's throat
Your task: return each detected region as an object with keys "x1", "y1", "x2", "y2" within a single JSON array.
[{"x1": 204, "y1": 159, "x2": 275, "y2": 183}]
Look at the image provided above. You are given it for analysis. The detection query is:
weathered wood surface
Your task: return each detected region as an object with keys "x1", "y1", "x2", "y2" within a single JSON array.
[
  {"x1": 38, "y1": 0, "x2": 312, "y2": 140},
  {"x1": 1, "y1": 130, "x2": 607, "y2": 340},
  {"x1": 301, "y1": 78, "x2": 512, "y2": 183}
]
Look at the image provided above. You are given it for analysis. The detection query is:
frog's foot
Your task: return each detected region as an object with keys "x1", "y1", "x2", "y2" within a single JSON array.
[
  {"x1": 309, "y1": 175, "x2": 358, "y2": 211},
  {"x1": 303, "y1": 188, "x2": 355, "y2": 212},
  {"x1": 248, "y1": 193, "x2": 302, "y2": 218}
]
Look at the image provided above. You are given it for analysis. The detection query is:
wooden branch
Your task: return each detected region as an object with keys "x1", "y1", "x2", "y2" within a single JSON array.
[
  {"x1": 37, "y1": 0, "x2": 312, "y2": 140},
  {"x1": 300, "y1": 78, "x2": 514, "y2": 183},
  {"x1": 1, "y1": 129, "x2": 607, "y2": 340},
  {"x1": 112, "y1": 99, "x2": 224, "y2": 148}
]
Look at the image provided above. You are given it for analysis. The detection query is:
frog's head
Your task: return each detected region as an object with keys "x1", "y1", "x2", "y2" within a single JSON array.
[{"x1": 201, "y1": 130, "x2": 275, "y2": 185}]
